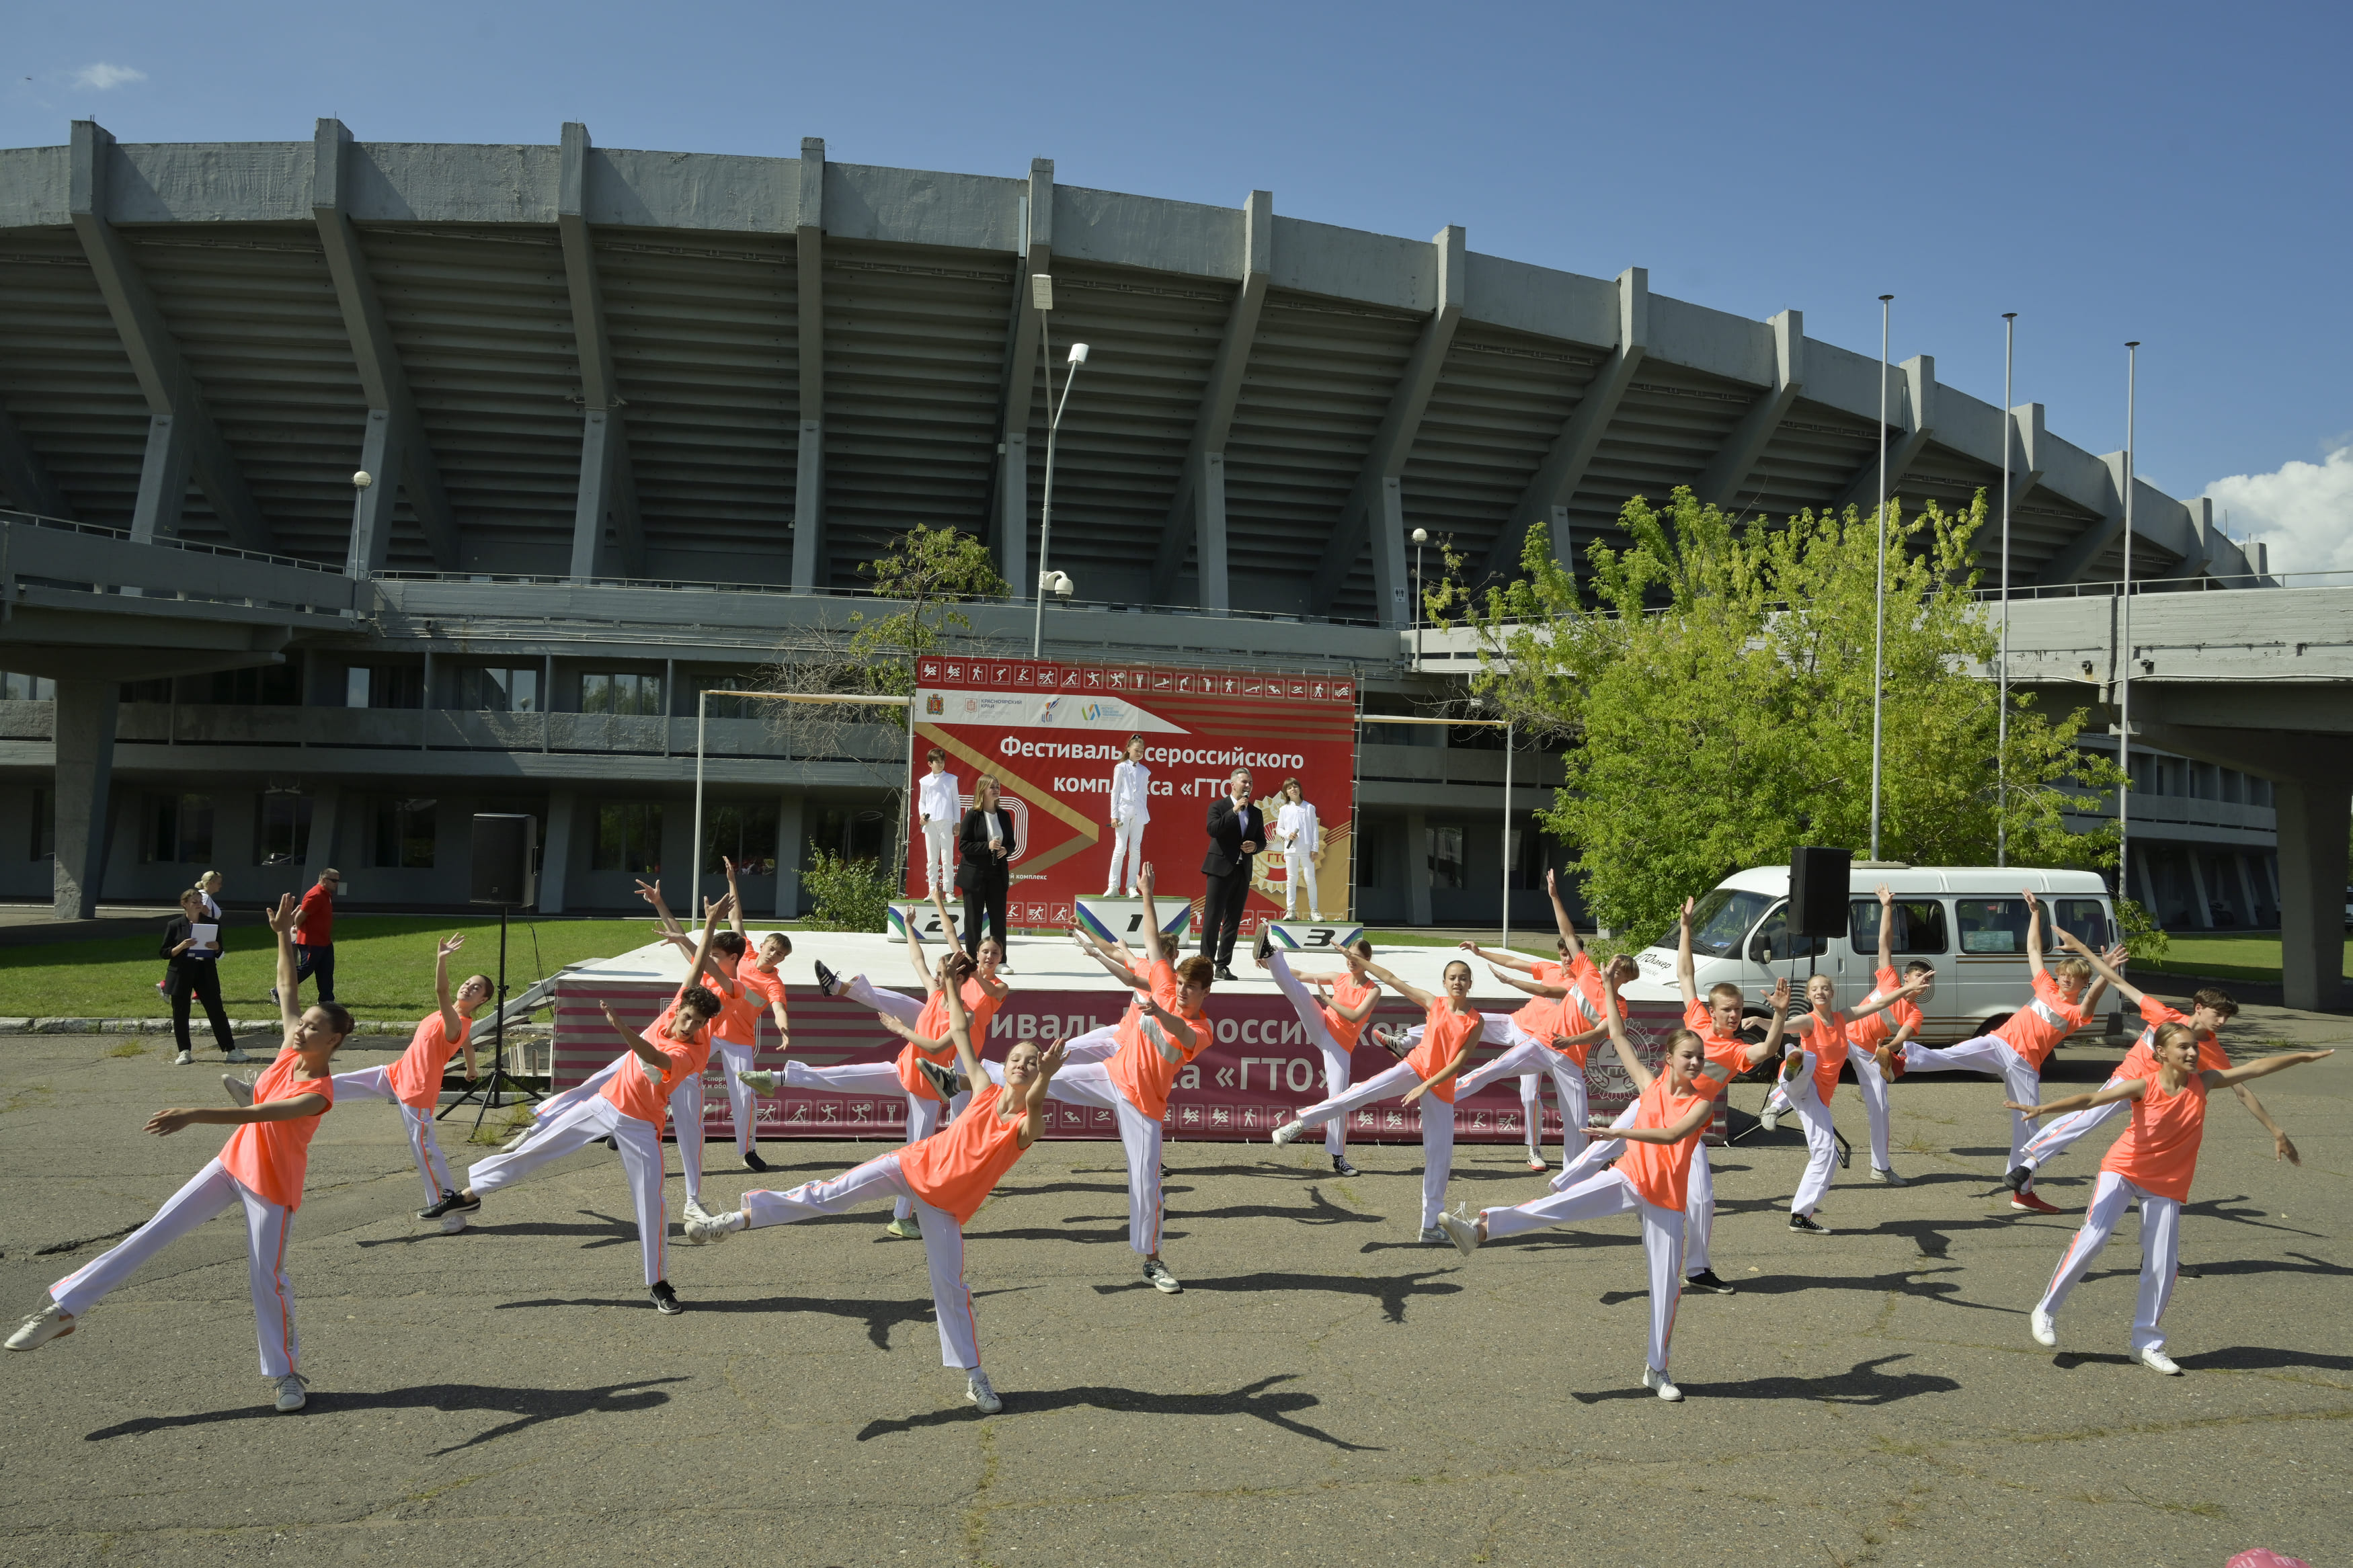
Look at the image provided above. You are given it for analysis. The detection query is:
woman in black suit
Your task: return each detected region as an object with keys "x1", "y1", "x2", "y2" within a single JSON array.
[
  {"x1": 955, "y1": 774, "x2": 1017, "y2": 962},
  {"x1": 160, "y1": 888, "x2": 247, "y2": 1067}
]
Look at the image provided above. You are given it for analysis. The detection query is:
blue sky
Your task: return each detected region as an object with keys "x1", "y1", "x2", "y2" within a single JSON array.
[{"x1": 8, "y1": 1, "x2": 2348, "y2": 567}]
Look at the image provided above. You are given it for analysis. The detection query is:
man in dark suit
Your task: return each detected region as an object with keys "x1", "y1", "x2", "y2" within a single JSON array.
[
  {"x1": 1199, "y1": 768, "x2": 1264, "y2": 981},
  {"x1": 955, "y1": 776, "x2": 1019, "y2": 962}
]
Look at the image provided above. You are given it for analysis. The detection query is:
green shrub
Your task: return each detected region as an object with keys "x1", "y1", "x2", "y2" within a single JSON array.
[{"x1": 801, "y1": 851, "x2": 894, "y2": 933}]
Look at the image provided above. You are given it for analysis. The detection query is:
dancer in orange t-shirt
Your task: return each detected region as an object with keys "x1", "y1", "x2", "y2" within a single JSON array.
[
  {"x1": 689, "y1": 981, "x2": 1068, "y2": 1414},
  {"x1": 1257, "y1": 932, "x2": 1384, "y2": 1176},
  {"x1": 1765, "y1": 966, "x2": 1929, "y2": 1236},
  {"x1": 11, "y1": 894, "x2": 355, "y2": 1414},
  {"x1": 646, "y1": 857, "x2": 794, "y2": 1174},
  {"x1": 2011, "y1": 1026, "x2": 2331, "y2": 1373},
  {"x1": 1435, "y1": 987, "x2": 1718, "y2": 1403},
  {"x1": 1273, "y1": 953, "x2": 1483, "y2": 1241}
]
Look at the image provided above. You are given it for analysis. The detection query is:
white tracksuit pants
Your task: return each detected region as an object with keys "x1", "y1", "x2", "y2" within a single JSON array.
[
  {"x1": 713, "y1": 1038, "x2": 760, "y2": 1157},
  {"x1": 1763, "y1": 1050, "x2": 1897, "y2": 1173},
  {"x1": 779, "y1": 1057, "x2": 965, "y2": 1221},
  {"x1": 538, "y1": 1053, "x2": 706, "y2": 1200},
  {"x1": 50, "y1": 1158, "x2": 303, "y2": 1378},
  {"x1": 1034, "y1": 1062, "x2": 1167, "y2": 1254},
  {"x1": 1481, "y1": 1168, "x2": 1685, "y2": 1374},
  {"x1": 1285, "y1": 1059, "x2": 1455, "y2": 1231},
  {"x1": 467, "y1": 1097, "x2": 670, "y2": 1286},
  {"x1": 331, "y1": 1063, "x2": 458, "y2": 1211},
  {"x1": 2036, "y1": 1170, "x2": 2182, "y2": 1352},
  {"x1": 1265, "y1": 950, "x2": 1353, "y2": 1155},
  {"x1": 2020, "y1": 1090, "x2": 2131, "y2": 1175},
  {"x1": 1105, "y1": 815, "x2": 1147, "y2": 895},
  {"x1": 922, "y1": 820, "x2": 959, "y2": 895},
  {"x1": 1902, "y1": 1035, "x2": 2042, "y2": 1171},
  {"x1": 1453, "y1": 1027, "x2": 1589, "y2": 1154},
  {"x1": 1781, "y1": 1057, "x2": 1839, "y2": 1218},
  {"x1": 1282, "y1": 846, "x2": 1320, "y2": 917},
  {"x1": 1556, "y1": 1097, "x2": 1716, "y2": 1278},
  {"x1": 742, "y1": 1151, "x2": 980, "y2": 1368}
]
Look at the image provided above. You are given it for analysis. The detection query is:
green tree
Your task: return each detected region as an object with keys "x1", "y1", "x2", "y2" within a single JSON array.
[
  {"x1": 1431, "y1": 487, "x2": 2123, "y2": 938},
  {"x1": 846, "y1": 522, "x2": 1012, "y2": 696}
]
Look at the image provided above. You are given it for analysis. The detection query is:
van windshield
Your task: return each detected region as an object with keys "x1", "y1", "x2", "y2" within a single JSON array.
[{"x1": 1665, "y1": 887, "x2": 1774, "y2": 958}]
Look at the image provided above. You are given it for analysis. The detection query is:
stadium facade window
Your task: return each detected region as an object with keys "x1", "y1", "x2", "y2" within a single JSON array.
[
  {"x1": 803, "y1": 805, "x2": 887, "y2": 870},
  {"x1": 368, "y1": 796, "x2": 438, "y2": 870},
  {"x1": 347, "y1": 664, "x2": 424, "y2": 709},
  {"x1": 699, "y1": 675, "x2": 767, "y2": 720},
  {"x1": 1425, "y1": 825, "x2": 1466, "y2": 890},
  {"x1": 30, "y1": 788, "x2": 54, "y2": 860},
  {"x1": 190, "y1": 665, "x2": 302, "y2": 706},
  {"x1": 593, "y1": 801, "x2": 663, "y2": 873},
  {"x1": 703, "y1": 801, "x2": 779, "y2": 874},
  {"x1": 1505, "y1": 827, "x2": 1550, "y2": 890},
  {"x1": 1, "y1": 672, "x2": 55, "y2": 701},
  {"x1": 451, "y1": 665, "x2": 540, "y2": 712},
  {"x1": 253, "y1": 792, "x2": 312, "y2": 868},
  {"x1": 582, "y1": 671, "x2": 664, "y2": 717},
  {"x1": 147, "y1": 793, "x2": 214, "y2": 865}
]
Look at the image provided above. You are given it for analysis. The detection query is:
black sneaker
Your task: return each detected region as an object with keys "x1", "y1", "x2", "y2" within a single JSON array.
[
  {"x1": 1331, "y1": 1154, "x2": 1359, "y2": 1178},
  {"x1": 1215, "y1": 964, "x2": 1238, "y2": 983},
  {"x1": 813, "y1": 959, "x2": 841, "y2": 997},
  {"x1": 649, "y1": 1281, "x2": 684, "y2": 1315},
  {"x1": 601, "y1": 1134, "x2": 619, "y2": 1151},
  {"x1": 1253, "y1": 927, "x2": 1274, "y2": 967},
  {"x1": 1684, "y1": 1269, "x2": 1737, "y2": 1295},
  {"x1": 2003, "y1": 1164, "x2": 2034, "y2": 1193},
  {"x1": 742, "y1": 1149, "x2": 770, "y2": 1173},
  {"x1": 2176, "y1": 1261, "x2": 2200, "y2": 1281},
  {"x1": 417, "y1": 1190, "x2": 480, "y2": 1221},
  {"x1": 916, "y1": 1059, "x2": 959, "y2": 1102},
  {"x1": 1788, "y1": 1213, "x2": 1829, "y2": 1236}
]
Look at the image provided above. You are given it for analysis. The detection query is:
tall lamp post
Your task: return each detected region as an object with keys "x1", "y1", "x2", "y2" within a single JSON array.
[
  {"x1": 1867, "y1": 294, "x2": 1892, "y2": 861},
  {"x1": 2118, "y1": 341, "x2": 2139, "y2": 907},
  {"x1": 1410, "y1": 527, "x2": 1427, "y2": 666},
  {"x1": 1997, "y1": 312, "x2": 2017, "y2": 866},
  {"x1": 1028, "y1": 270, "x2": 1090, "y2": 658}
]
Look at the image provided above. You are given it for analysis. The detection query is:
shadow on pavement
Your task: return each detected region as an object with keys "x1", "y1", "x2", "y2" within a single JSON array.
[
  {"x1": 1092, "y1": 1268, "x2": 1460, "y2": 1323},
  {"x1": 85, "y1": 1377, "x2": 689, "y2": 1453},
  {"x1": 1156, "y1": 1186, "x2": 1384, "y2": 1227},
  {"x1": 1616, "y1": 1264, "x2": 2013, "y2": 1316},
  {"x1": 854, "y1": 1371, "x2": 1380, "y2": 1450},
  {"x1": 1572, "y1": 1354, "x2": 1960, "y2": 1405},
  {"x1": 493, "y1": 1287, "x2": 1034, "y2": 1351}
]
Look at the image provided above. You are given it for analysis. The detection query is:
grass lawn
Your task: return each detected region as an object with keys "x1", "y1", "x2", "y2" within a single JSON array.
[
  {"x1": 2135, "y1": 930, "x2": 2353, "y2": 985},
  {"x1": 0, "y1": 915, "x2": 668, "y2": 1022}
]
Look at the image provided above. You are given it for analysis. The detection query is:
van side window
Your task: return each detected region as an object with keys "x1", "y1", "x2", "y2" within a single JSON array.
[
  {"x1": 2052, "y1": 899, "x2": 2110, "y2": 950},
  {"x1": 1955, "y1": 898, "x2": 2040, "y2": 954},
  {"x1": 1849, "y1": 898, "x2": 1949, "y2": 956},
  {"x1": 1747, "y1": 903, "x2": 1826, "y2": 964}
]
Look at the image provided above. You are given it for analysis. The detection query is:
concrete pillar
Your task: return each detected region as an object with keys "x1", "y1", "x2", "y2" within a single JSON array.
[
  {"x1": 2274, "y1": 778, "x2": 2348, "y2": 1013},
  {"x1": 50, "y1": 679, "x2": 119, "y2": 919},
  {"x1": 539, "y1": 790, "x2": 577, "y2": 914},
  {"x1": 660, "y1": 796, "x2": 694, "y2": 894},
  {"x1": 307, "y1": 784, "x2": 343, "y2": 878},
  {"x1": 775, "y1": 792, "x2": 803, "y2": 919},
  {"x1": 2233, "y1": 853, "x2": 2263, "y2": 927},
  {"x1": 1404, "y1": 807, "x2": 1432, "y2": 927},
  {"x1": 2184, "y1": 848, "x2": 2214, "y2": 929}
]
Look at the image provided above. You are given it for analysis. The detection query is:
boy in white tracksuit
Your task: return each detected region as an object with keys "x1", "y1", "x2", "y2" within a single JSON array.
[
  {"x1": 1104, "y1": 735, "x2": 1151, "y2": 897},
  {"x1": 918, "y1": 749, "x2": 964, "y2": 899},
  {"x1": 1272, "y1": 778, "x2": 1322, "y2": 919}
]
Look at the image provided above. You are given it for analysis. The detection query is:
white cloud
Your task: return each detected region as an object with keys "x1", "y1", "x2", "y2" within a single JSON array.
[
  {"x1": 2201, "y1": 444, "x2": 2353, "y2": 578},
  {"x1": 71, "y1": 63, "x2": 147, "y2": 91}
]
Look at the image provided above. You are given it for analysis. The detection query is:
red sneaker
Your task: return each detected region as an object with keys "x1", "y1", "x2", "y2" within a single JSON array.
[{"x1": 2010, "y1": 1190, "x2": 2063, "y2": 1215}]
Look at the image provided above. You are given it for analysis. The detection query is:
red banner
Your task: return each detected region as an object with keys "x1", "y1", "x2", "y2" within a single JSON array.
[{"x1": 905, "y1": 657, "x2": 1358, "y2": 930}]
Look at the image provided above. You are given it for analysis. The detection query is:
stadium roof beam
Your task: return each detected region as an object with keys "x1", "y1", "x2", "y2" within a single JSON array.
[
  {"x1": 68, "y1": 120, "x2": 268, "y2": 550},
  {"x1": 1831, "y1": 354, "x2": 1936, "y2": 516},
  {"x1": 0, "y1": 399, "x2": 72, "y2": 519},
  {"x1": 1691, "y1": 308, "x2": 1802, "y2": 510},
  {"x1": 1483, "y1": 265, "x2": 1647, "y2": 582},
  {"x1": 792, "y1": 136, "x2": 825, "y2": 593},
  {"x1": 558, "y1": 122, "x2": 643, "y2": 579},
  {"x1": 1150, "y1": 188, "x2": 1271, "y2": 611},
  {"x1": 2001, "y1": 402, "x2": 2047, "y2": 528},
  {"x1": 1310, "y1": 224, "x2": 1465, "y2": 627},
  {"x1": 311, "y1": 118, "x2": 458, "y2": 575},
  {"x1": 992, "y1": 157, "x2": 1051, "y2": 598}
]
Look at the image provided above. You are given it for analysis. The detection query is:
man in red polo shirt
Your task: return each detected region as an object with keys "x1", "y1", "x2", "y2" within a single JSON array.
[{"x1": 275, "y1": 868, "x2": 342, "y2": 1006}]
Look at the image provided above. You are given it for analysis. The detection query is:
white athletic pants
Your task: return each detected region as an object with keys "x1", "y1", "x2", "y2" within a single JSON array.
[
  {"x1": 1782, "y1": 1057, "x2": 1839, "y2": 1218},
  {"x1": 467, "y1": 1097, "x2": 670, "y2": 1286},
  {"x1": 1481, "y1": 1169, "x2": 1684, "y2": 1374},
  {"x1": 1454, "y1": 1028, "x2": 1588, "y2": 1152},
  {"x1": 1265, "y1": 950, "x2": 1351, "y2": 1155},
  {"x1": 2036, "y1": 1170, "x2": 2181, "y2": 1352},
  {"x1": 539, "y1": 1053, "x2": 706, "y2": 1200},
  {"x1": 842, "y1": 973, "x2": 924, "y2": 1026},
  {"x1": 1764, "y1": 1050, "x2": 1896, "y2": 1173},
  {"x1": 922, "y1": 820, "x2": 958, "y2": 895},
  {"x1": 780, "y1": 1057, "x2": 961, "y2": 1221},
  {"x1": 1035, "y1": 1062, "x2": 1167, "y2": 1253},
  {"x1": 331, "y1": 1063, "x2": 456, "y2": 1208},
  {"x1": 2021, "y1": 1089, "x2": 2130, "y2": 1174},
  {"x1": 50, "y1": 1158, "x2": 302, "y2": 1378},
  {"x1": 742, "y1": 1152, "x2": 980, "y2": 1369},
  {"x1": 1282, "y1": 846, "x2": 1320, "y2": 917},
  {"x1": 1105, "y1": 815, "x2": 1146, "y2": 895},
  {"x1": 1556, "y1": 1098, "x2": 1716, "y2": 1278},
  {"x1": 713, "y1": 1038, "x2": 760, "y2": 1157},
  {"x1": 1285, "y1": 1059, "x2": 1455, "y2": 1230},
  {"x1": 1902, "y1": 1035, "x2": 2042, "y2": 1170}
]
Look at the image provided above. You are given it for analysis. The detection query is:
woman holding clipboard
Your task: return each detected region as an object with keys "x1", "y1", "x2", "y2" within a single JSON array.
[{"x1": 161, "y1": 889, "x2": 249, "y2": 1067}]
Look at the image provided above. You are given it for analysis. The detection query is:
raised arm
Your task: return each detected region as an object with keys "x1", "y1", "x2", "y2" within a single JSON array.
[
  {"x1": 1675, "y1": 896, "x2": 1700, "y2": 1008},
  {"x1": 602, "y1": 1000, "x2": 674, "y2": 1070},
  {"x1": 2229, "y1": 1082, "x2": 2299, "y2": 1165},
  {"x1": 1322, "y1": 977, "x2": 1382, "y2": 1026},
  {"x1": 942, "y1": 980, "x2": 983, "y2": 1088},
  {"x1": 1361, "y1": 960, "x2": 1435, "y2": 1013},
  {"x1": 689, "y1": 891, "x2": 733, "y2": 993},
  {"x1": 1875, "y1": 883, "x2": 1896, "y2": 975},
  {"x1": 1757, "y1": 977, "x2": 1792, "y2": 1061},
  {"x1": 2022, "y1": 889, "x2": 2047, "y2": 980},
  {"x1": 2009, "y1": 1075, "x2": 2148, "y2": 1120},
  {"x1": 1599, "y1": 983, "x2": 1650, "y2": 1095},
  {"x1": 1464, "y1": 940, "x2": 1541, "y2": 977},
  {"x1": 1545, "y1": 866, "x2": 1585, "y2": 962},
  {"x1": 930, "y1": 884, "x2": 964, "y2": 961},
  {"x1": 1136, "y1": 862, "x2": 1172, "y2": 968},
  {"x1": 266, "y1": 893, "x2": 302, "y2": 1032},
  {"x1": 901, "y1": 885, "x2": 932, "y2": 986},
  {"x1": 434, "y1": 932, "x2": 465, "y2": 1042},
  {"x1": 1489, "y1": 965, "x2": 1568, "y2": 999},
  {"x1": 145, "y1": 1094, "x2": 331, "y2": 1137},
  {"x1": 1848, "y1": 973, "x2": 1932, "y2": 1022},
  {"x1": 721, "y1": 857, "x2": 748, "y2": 939},
  {"x1": 2202, "y1": 1048, "x2": 2334, "y2": 1091}
]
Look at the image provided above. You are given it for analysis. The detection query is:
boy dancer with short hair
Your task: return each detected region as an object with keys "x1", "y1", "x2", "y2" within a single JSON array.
[
  {"x1": 1458, "y1": 869, "x2": 1626, "y2": 1170},
  {"x1": 9, "y1": 895, "x2": 355, "y2": 1413},
  {"x1": 918, "y1": 747, "x2": 964, "y2": 899},
  {"x1": 647, "y1": 860, "x2": 793, "y2": 1173}
]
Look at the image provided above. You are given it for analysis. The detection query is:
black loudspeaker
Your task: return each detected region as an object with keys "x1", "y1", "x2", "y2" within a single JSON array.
[
  {"x1": 470, "y1": 814, "x2": 538, "y2": 907},
  {"x1": 1787, "y1": 845, "x2": 1851, "y2": 938}
]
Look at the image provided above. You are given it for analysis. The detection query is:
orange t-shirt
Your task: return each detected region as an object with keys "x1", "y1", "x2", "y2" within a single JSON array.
[
  {"x1": 897, "y1": 977, "x2": 1006, "y2": 1101},
  {"x1": 740, "y1": 962, "x2": 789, "y2": 1039},
  {"x1": 643, "y1": 986, "x2": 716, "y2": 1077},
  {"x1": 1788, "y1": 1009, "x2": 1852, "y2": 1103},
  {"x1": 1561, "y1": 952, "x2": 1610, "y2": 1030},
  {"x1": 386, "y1": 1010, "x2": 472, "y2": 1109},
  {"x1": 898, "y1": 1091, "x2": 1030, "y2": 1224},
  {"x1": 1995, "y1": 970, "x2": 2093, "y2": 1068},
  {"x1": 2100, "y1": 1072, "x2": 2209, "y2": 1202},
  {"x1": 1107, "y1": 960, "x2": 1210, "y2": 1120},
  {"x1": 2116, "y1": 997, "x2": 2228, "y2": 1077},
  {"x1": 1681, "y1": 998, "x2": 1747, "y2": 1096},
  {"x1": 602, "y1": 1030, "x2": 698, "y2": 1124},
  {"x1": 1849, "y1": 966, "x2": 1918, "y2": 1050},
  {"x1": 1616, "y1": 1075, "x2": 1714, "y2": 1210},
  {"x1": 219, "y1": 1046, "x2": 334, "y2": 1210},
  {"x1": 708, "y1": 968, "x2": 758, "y2": 1047},
  {"x1": 1317, "y1": 972, "x2": 1378, "y2": 1051},
  {"x1": 1510, "y1": 960, "x2": 1566, "y2": 1042},
  {"x1": 1407, "y1": 999, "x2": 1480, "y2": 1105}
]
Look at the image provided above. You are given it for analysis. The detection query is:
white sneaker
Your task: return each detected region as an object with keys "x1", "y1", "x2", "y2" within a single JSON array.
[
  {"x1": 222, "y1": 1074, "x2": 254, "y2": 1108},
  {"x1": 2030, "y1": 1308, "x2": 2057, "y2": 1348},
  {"x1": 1868, "y1": 1166, "x2": 1907, "y2": 1186},
  {"x1": 273, "y1": 1373, "x2": 309, "y2": 1412},
  {"x1": 684, "y1": 1207, "x2": 744, "y2": 1245},
  {"x1": 737, "y1": 1069, "x2": 781, "y2": 1094},
  {"x1": 967, "y1": 1369, "x2": 1002, "y2": 1414},
  {"x1": 1435, "y1": 1204, "x2": 1481, "y2": 1258},
  {"x1": 1642, "y1": 1364, "x2": 1683, "y2": 1402},
  {"x1": 1758, "y1": 1105, "x2": 1782, "y2": 1132},
  {"x1": 223, "y1": 1048, "x2": 254, "y2": 1064},
  {"x1": 440, "y1": 1214, "x2": 470, "y2": 1234},
  {"x1": 1270, "y1": 1118, "x2": 1306, "y2": 1146},
  {"x1": 173, "y1": 1050, "x2": 194, "y2": 1066},
  {"x1": 500, "y1": 1128, "x2": 533, "y2": 1153},
  {"x1": 1142, "y1": 1258, "x2": 1183, "y2": 1294},
  {"x1": 2137, "y1": 1344, "x2": 2182, "y2": 1376},
  {"x1": 5, "y1": 1301, "x2": 77, "y2": 1352}
]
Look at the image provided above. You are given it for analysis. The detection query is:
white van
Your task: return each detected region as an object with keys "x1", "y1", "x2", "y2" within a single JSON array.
[{"x1": 1621, "y1": 865, "x2": 2120, "y2": 1046}]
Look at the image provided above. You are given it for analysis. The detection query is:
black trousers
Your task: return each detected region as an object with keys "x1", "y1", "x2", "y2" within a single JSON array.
[
  {"x1": 294, "y1": 942, "x2": 336, "y2": 1001},
  {"x1": 1199, "y1": 867, "x2": 1251, "y2": 966},
  {"x1": 173, "y1": 962, "x2": 236, "y2": 1055},
  {"x1": 962, "y1": 882, "x2": 1009, "y2": 958}
]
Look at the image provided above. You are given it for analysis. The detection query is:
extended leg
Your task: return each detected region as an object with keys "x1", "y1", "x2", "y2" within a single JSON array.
[
  {"x1": 50, "y1": 1160, "x2": 241, "y2": 1317},
  {"x1": 468, "y1": 1099, "x2": 620, "y2": 1195},
  {"x1": 328, "y1": 1064, "x2": 401, "y2": 1103},
  {"x1": 840, "y1": 973, "x2": 925, "y2": 1026},
  {"x1": 2036, "y1": 1170, "x2": 2133, "y2": 1325},
  {"x1": 742, "y1": 1151, "x2": 913, "y2": 1227},
  {"x1": 1482, "y1": 1167, "x2": 1642, "y2": 1239}
]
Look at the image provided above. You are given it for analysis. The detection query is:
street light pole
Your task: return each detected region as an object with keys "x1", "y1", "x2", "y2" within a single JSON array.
[
  {"x1": 1410, "y1": 527, "x2": 1427, "y2": 666},
  {"x1": 1998, "y1": 312, "x2": 2016, "y2": 867},
  {"x1": 1868, "y1": 294, "x2": 1892, "y2": 862},
  {"x1": 2118, "y1": 341, "x2": 2139, "y2": 907}
]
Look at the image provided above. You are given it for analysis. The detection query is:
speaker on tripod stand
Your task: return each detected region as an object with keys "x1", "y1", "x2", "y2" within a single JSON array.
[{"x1": 439, "y1": 815, "x2": 544, "y2": 1128}]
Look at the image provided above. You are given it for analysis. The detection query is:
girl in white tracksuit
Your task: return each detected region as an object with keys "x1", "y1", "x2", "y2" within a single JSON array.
[
  {"x1": 1104, "y1": 735, "x2": 1151, "y2": 897},
  {"x1": 1271, "y1": 778, "x2": 1320, "y2": 919}
]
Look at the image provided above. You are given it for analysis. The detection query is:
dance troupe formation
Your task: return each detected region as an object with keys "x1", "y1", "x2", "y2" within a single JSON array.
[{"x1": 5, "y1": 862, "x2": 2329, "y2": 1416}]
